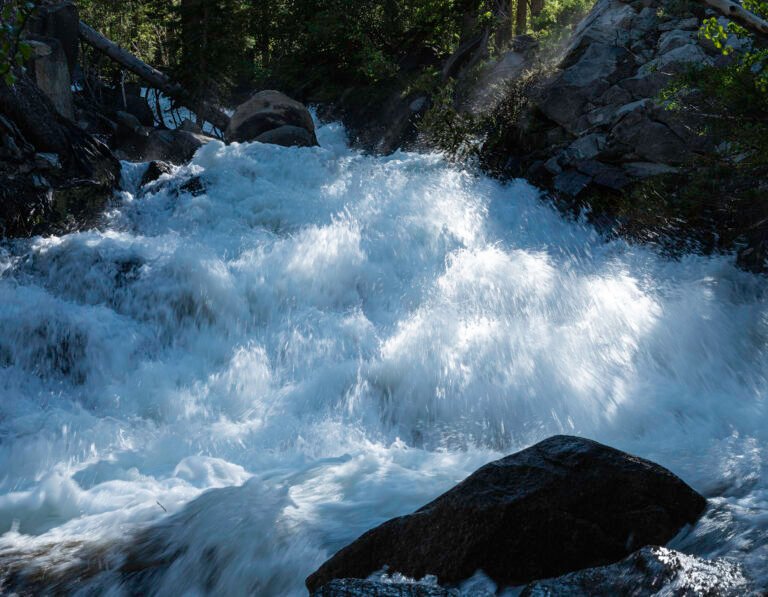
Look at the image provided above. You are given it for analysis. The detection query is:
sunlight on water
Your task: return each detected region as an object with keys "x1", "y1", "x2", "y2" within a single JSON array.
[{"x1": 0, "y1": 121, "x2": 766, "y2": 594}]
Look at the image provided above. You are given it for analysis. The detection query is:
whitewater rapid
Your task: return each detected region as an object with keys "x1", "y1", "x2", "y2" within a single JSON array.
[{"x1": 0, "y1": 122, "x2": 766, "y2": 594}]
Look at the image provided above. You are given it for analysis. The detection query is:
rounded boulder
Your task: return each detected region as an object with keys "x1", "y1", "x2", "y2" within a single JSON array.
[{"x1": 224, "y1": 90, "x2": 318, "y2": 147}]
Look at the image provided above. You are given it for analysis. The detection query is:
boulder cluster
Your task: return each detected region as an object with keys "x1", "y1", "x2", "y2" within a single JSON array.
[{"x1": 484, "y1": 0, "x2": 721, "y2": 195}]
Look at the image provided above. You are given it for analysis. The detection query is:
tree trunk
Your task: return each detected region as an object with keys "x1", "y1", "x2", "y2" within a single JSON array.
[
  {"x1": 516, "y1": 0, "x2": 528, "y2": 35},
  {"x1": 78, "y1": 20, "x2": 230, "y2": 131}
]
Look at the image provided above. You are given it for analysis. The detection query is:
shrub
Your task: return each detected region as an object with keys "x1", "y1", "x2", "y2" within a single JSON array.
[{"x1": 0, "y1": 0, "x2": 36, "y2": 85}]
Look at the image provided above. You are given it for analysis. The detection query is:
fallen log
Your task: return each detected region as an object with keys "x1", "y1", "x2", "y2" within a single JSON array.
[
  {"x1": 77, "y1": 21, "x2": 230, "y2": 132},
  {"x1": 702, "y1": 0, "x2": 768, "y2": 35}
]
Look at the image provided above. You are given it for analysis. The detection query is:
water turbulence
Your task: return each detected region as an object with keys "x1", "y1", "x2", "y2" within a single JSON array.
[{"x1": 0, "y1": 122, "x2": 766, "y2": 594}]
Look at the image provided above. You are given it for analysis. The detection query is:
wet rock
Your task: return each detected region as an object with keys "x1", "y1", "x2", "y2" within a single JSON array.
[
  {"x1": 306, "y1": 436, "x2": 706, "y2": 592},
  {"x1": 179, "y1": 176, "x2": 206, "y2": 197},
  {"x1": 255, "y1": 124, "x2": 317, "y2": 148},
  {"x1": 555, "y1": 169, "x2": 593, "y2": 196},
  {"x1": 34, "y1": 152, "x2": 61, "y2": 170},
  {"x1": 312, "y1": 579, "x2": 459, "y2": 597},
  {"x1": 225, "y1": 90, "x2": 318, "y2": 146},
  {"x1": 521, "y1": 546, "x2": 751, "y2": 596},
  {"x1": 140, "y1": 161, "x2": 174, "y2": 187},
  {"x1": 141, "y1": 129, "x2": 214, "y2": 164}
]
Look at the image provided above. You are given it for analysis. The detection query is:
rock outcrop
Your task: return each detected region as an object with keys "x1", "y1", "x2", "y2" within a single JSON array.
[
  {"x1": 225, "y1": 90, "x2": 318, "y2": 147},
  {"x1": 306, "y1": 435, "x2": 706, "y2": 592},
  {"x1": 482, "y1": 0, "x2": 717, "y2": 193},
  {"x1": 470, "y1": 0, "x2": 768, "y2": 272},
  {"x1": 0, "y1": 72, "x2": 121, "y2": 237}
]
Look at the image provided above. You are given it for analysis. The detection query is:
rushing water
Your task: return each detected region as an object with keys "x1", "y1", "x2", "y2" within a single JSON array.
[{"x1": 0, "y1": 122, "x2": 766, "y2": 594}]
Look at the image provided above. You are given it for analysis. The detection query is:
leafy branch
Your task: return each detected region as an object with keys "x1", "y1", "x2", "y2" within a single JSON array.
[{"x1": 0, "y1": 0, "x2": 38, "y2": 86}]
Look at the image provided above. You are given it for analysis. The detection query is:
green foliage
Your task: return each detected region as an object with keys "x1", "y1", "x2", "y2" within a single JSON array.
[
  {"x1": 698, "y1": 0, "x2": 768, "y2": 86},
  {"x1": 419, "y1": 63, "x2": 547, "y2": 160},
  {"x1": 682, "y1": 3, "x2": 768, "y2": 163},
  {"x1": 268, "y1": 0, "x2": 474, "y2": 94},
  {"x1": 0, "y1": 0, "x2": 36, "y2": 86},
  {"x1": 699, "y1": 17, "x2": 747, "y2": 55},
  {"x1": 73, "y1": 0, "x2": 504, "y2": 103},
  {"x1": 419, "y1": 79, "x2": 481, "y2": 157},
  {"x1": 531, "y1": 0, "x2": 594, "y2": 46}
]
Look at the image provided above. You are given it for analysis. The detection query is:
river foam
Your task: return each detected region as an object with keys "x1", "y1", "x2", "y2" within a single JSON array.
[{"x1": 0, "y1": 121, "x2": 766, "y2": 594}]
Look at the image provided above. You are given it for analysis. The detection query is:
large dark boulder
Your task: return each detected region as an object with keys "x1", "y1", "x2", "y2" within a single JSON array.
[
  {"x1": 98, "y1": 83, "x2": 156, "y2": 127},
  {"x1": 306, "y1": 436, "x2": 706, "y2": 592},
  {"x1": 142, "y1": 129, "x2": 214, "y2": 164},
  {"x1": 112, "y1": 123, "x2": 214, "y2": 165},
  {"x1": 140, "y1": 160, "x2": 174, "y2": 187},
  {"x1": 521, "y1": 546, "x2": 750, "y2": 596},
  {"x1": 224, "y1": 90, "x2": 318, "y2": 147},
  {"x1": 113, "y1": 93, "x2": 155, "y2": 128}
]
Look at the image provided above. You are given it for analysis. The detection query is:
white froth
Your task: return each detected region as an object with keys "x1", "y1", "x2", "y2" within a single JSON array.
[{"x1": 0, "y1": 122, "x2": 766, "y2": 594}]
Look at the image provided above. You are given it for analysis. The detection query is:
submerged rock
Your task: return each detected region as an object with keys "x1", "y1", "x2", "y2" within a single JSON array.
[
  {"x1": 315, "y1": 548, "x2": 751, "y2": 596},
  {"x1": 224, "y1": 90, "x2": 318, "y2": 147},
  {"x1": 521, "y1": 546, "x2": 751, "y2": 596},
  {"x1": 306, "y1": 436, "x2": 706, "y2": 592},
  {"x1": 312, "y1": 579, "x2": 459, "y2": 597},
  {"x1": 254, "y1": 124, "x2": 316, "y2": 148},
  {"x1": 140, "y1": 160, "x2": 174, "y2": 187}
]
